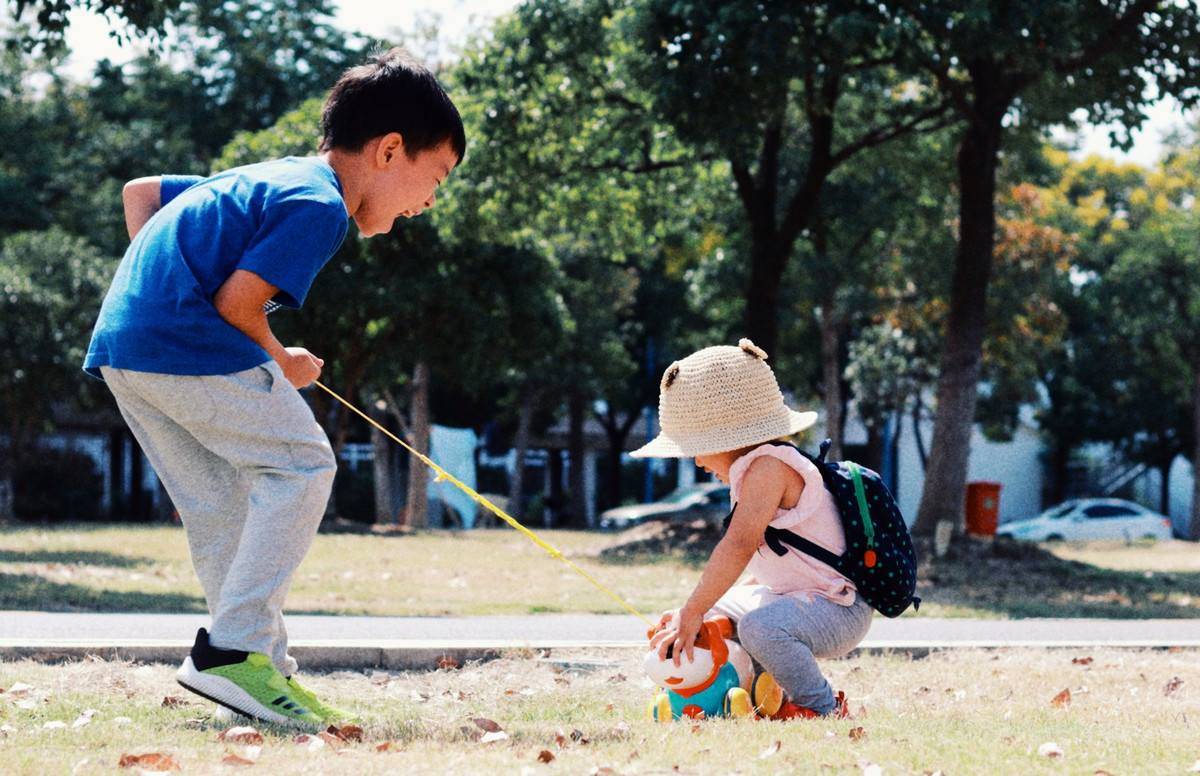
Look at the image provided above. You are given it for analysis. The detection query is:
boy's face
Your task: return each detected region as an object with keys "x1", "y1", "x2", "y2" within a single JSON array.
[{"x1": 355, "y1": 134, "x2": 458, "y2": 237}]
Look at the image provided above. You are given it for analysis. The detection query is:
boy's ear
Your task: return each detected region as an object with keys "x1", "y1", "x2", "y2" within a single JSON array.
[{"x1": 375, "y1": 132, "x2": 406, "y2": 168}]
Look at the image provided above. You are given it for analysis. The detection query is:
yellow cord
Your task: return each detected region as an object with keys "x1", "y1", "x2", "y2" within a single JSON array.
[{"x1": 313, "y1": 380, "x2": 654, "y2": 626}]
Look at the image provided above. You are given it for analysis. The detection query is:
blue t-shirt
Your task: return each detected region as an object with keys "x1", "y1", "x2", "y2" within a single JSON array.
[{"x1": 84, "y1": 156, "x2": 349, "y2": 379}]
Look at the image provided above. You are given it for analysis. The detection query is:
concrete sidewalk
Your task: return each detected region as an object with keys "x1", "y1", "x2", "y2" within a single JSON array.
[
  {"x1": 3, "y1": 611, "x2": 1198, "y2": 669},
  {"x1": 9, "y1": 609, "x2": 1200, "y2": 671}
]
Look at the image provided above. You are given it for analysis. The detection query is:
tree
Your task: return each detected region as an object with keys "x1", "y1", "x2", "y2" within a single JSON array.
[
  {"x1": 899, "y1": 0, "x2": 1200, "y2": 536},
  {"x1": 0, "y1": 228, "x2": 110, "y2": 517},
  {"x1": 629, "y1": 0, "x2": 954, "y2": 357}
]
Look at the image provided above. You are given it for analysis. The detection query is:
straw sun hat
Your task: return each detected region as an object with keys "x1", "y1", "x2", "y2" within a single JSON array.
[{"x1": 630, "y1": 339, "x2": 818, "y2": 459}]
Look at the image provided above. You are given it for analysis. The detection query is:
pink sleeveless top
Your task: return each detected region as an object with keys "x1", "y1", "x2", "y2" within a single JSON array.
[{"x1": 729, "y1": 444, "x2": 856, "y2": 606}]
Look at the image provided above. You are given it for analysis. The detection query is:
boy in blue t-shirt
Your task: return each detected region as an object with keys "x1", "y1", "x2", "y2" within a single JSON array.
[{"x1": 84, "y1": 48, "x2": 464, "y2": 727}]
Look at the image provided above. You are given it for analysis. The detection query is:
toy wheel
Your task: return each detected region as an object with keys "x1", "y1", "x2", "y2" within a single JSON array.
[
  {"x1": 752, "y1": 672, "x2": 784, "y2": 718},
  {"x1": 724, "y1": 687, "x2": 753, "y2": 718},
  {"x1": 648, "y1": 693, "x2": 672, "y2": 722}
]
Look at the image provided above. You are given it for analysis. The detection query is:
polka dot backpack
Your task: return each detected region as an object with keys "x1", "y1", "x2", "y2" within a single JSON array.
[{"x1": 763, "y1": 440, "x2": 920, "y2": 618}]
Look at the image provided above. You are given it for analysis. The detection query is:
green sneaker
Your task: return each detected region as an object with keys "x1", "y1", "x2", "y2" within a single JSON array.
[
  {"x1": 175, "y1": 628, "x2": 321, "y2": 729},
  {"x1": 286, "y1": 676, "x2": 358, "y2": 725}
]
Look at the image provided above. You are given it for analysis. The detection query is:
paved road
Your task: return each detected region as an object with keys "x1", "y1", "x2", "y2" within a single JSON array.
[{"x1": 4, "y1": 611, "x2": 1198, "y2": 648}]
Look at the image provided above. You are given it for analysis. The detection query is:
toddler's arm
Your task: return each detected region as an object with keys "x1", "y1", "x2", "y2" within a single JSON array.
[
  {"x1": 122, "y1": 177, "x2": 161, "y2": 239},
  {"x1": 652, "y1": 456, "x2": 801, "y2": 662}
]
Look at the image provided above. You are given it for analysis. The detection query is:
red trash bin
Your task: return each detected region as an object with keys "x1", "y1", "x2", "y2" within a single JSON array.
[{"x1": 964, "y1": 481, "x2": 1002, "y2": 536}]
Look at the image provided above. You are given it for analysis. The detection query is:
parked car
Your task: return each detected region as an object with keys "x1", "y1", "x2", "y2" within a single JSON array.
[
  {"x1": 996, "y1": 498, "x2": 1174, "y2": 542},
  {"x1": 598, "y1": 483, "x2": 731, "y2": 531}
]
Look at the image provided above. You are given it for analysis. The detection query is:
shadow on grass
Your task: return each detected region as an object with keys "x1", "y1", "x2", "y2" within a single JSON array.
[
  {"x1": 0, "y1": 549, "x2": 153, "y2": 568},
  {"x1": 0, "y1": 572, "x2": 208, "y2": 613},
  {"x1": 915, "y1": 536, "x2": 1200, "y2": 619}
]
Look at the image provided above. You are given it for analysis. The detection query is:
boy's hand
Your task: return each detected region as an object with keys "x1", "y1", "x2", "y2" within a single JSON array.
[
  {"x1": 649, "y1": 606, "x2": 703, "y2": 666},
  {"x1": 280, "y1": 347, "x2": 324, "y2": 388}
]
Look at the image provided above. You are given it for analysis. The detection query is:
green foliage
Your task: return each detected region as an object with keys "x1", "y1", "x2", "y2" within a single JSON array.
[{"x1": 0, "y1": 228, "x2": 111, "y2": 469}]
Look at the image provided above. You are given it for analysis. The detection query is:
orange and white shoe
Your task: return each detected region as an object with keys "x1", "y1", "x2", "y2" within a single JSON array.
[{"x1": 752, "y1": 672, "x2": 849, "y2": 720}]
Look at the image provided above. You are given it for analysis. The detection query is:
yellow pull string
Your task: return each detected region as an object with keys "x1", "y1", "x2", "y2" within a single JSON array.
[{"x1": 313, "y1": 380, "x2": 654, "y2": 626}]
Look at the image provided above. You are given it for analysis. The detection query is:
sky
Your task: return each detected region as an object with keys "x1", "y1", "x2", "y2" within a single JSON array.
[{"x1": 59, "y1": 0, "x2": 1193, "y2": 170}]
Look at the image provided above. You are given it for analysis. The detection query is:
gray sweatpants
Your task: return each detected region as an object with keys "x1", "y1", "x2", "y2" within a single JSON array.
[
  {"x1": 713, "y1": 584, "x2": 873, "y2": 715},
  {"x1": 101, "y1": 362, "x2": 336, "y2": 676}
]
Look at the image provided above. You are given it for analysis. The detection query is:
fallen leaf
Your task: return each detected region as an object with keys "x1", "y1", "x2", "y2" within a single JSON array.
[
  {"x1": 410, "y1": 690, "x2": 430, "y2": 703},
  {"x1": 473, "y1": 718, "x2": 503, "y2": 733},
  {"x1": 43, "y1": 720, "x2": 67, "y2": 730},
  {"x1": 1072, "y1": 656, "x2": 1094, "y2": 666},
  {"x1": 571, "y1": 728, "x2": 590, "y2": 744},
  {"x1": 554, "y1": 676, "x2": 571, "y2": 686},
  {"x1": 7, "y1": 682, "x2": 33, "y2": 697},
  {"x1": 221, "y1": 753, "x2": 255, "y2": 766},
  {"x1": 607, "y1": 673, "x2": 627, "y2": 683},
  {"x1": 538, "y1": 750, "x2": 556, "y2": 763},
  {"x1": 436, "y1": 655, "x2": 460, "y2": 670},
  {"x1": 759, "y1": 740, "x2": 781, "y2": 759},
  {"x1": 612, "y1": 721, "x2": 631, "y2": 737},
  {"x1": 0, "y1": 724, "x2": 15, "y2": 736},
  {"x1": 553, "y1": 729, "x2": 568, "y2": 748},
  {"x1": 219, "y1": 726, "x2": 264, "y2": 745},
  {"x1": 1051, "y1": 688, "x2": 1071, "y2": 708},
  {"x1": 589, "y1": 768, "x2": 617, "y2": 776},
  {"x1": 861, "y1": 763, "x2": 883, "y2": 776},
  {"x1": 1094, "y1": 770, "x2": 1115, "y2": 775},
  {"x1": 293, "y1": 734, "x2": 326, "y2": 751},
  {"x1": 480, "y1": 731, "x2": 509, "y2": 744},
  {"x1": 1164, "y1": 677, "x2": 1184, "y2": 697},
  {"x1": 850, "y1": 727, "x2": 867, "y2": 742},
  {"x1": 329, "y1": 724, "x2": 363, "y2": 743},
  {"x1": 161, "y1": 696, "x2": 188, "y2": 708},
  {"x1": 72, "y1": 709, "x2": 98, "y2": 728},
  {"x1": 317, "y1": 731, "x2": 345, "y2": 749},
  {"x1": 1037, "y1": 742, "x2": 1064, "y2": 759},
  {"x1": 117, "y1": 752, "x2": 180, "y2": 771}
]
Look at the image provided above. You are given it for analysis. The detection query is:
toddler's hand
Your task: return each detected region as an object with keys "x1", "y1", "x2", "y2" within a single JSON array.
[
  {"x1": 649, "y1": 606, "x2": 702, "y2": 666},
  {"x1": 280, "y1": 347, "x2": 323, "y2": 388}
]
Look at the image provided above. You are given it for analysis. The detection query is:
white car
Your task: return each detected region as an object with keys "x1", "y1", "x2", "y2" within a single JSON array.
[
  {"x1": 598, "y1": 483, "x2": 731, "y2": 531},
  {"x1": 996, "y1": 498, "x2": 1174, "y2": 542}
]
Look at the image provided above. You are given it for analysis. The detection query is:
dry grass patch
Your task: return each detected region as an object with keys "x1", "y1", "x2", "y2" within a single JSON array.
[{"x1": 1, "y1": 647, "x2": 1196, "y2": 774}]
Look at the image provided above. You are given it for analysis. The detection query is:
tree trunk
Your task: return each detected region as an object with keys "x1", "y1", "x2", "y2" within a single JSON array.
[
  {"x1": 567, "y1": 388, "x2": 588, "y2": 528},
  {"x1": 912, "y1": 110, "x2": 1004, "y2": 537},
  {"x1": 745, "y1": 241, "x2": 786, "y2": 358},
  {"x1": 507, "y1": 389, "x2": 535, "y2": 521},
  {"x1": 1159, "y1": 460, "x2": 1171, "y2": 519},
  {"x1": 819, "y1": 300, "x2": 843, "y2": 461},
  {"x1": 404, "y1": 360, "x2": 431, "y2": 529},
  {"x1": 911, "y1": 397, "x2": 928, "y2": 472},
  {"x1": 1049, "y1": 440, "x2": 1071, "y2": 505},
  {"x1": 370, "y1": 400, "x2": 400, "y2": 524},
  {"x1": 1189, "y1": 365, "x2": 1200, "y2": 540}
]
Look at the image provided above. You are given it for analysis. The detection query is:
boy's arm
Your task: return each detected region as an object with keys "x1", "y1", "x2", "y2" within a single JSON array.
[
  {"x1": 213, "y1": 269, "x2": 325, "y2": 389},
  {"x1": 122, "y1": 177, "x2": 162, "y2": 240}
]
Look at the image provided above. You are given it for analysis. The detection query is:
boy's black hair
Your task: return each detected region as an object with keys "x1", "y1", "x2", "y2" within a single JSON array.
[{"x1": 320, "y1": 47, "x2": 466, "y2": 164}]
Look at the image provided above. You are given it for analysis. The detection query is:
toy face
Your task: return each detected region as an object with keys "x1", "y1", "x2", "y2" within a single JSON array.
[{"x1": 642, "y1": 647, "x2": 716, "y2": 691}]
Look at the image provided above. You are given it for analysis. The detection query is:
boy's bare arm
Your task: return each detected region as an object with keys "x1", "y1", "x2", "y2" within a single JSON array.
[
  {"x1": 213, "y1": 269, "x2": 324, "y2": 389},
  {"x1": 122, "y1": 177, "x2": 162, "y2": 240}
]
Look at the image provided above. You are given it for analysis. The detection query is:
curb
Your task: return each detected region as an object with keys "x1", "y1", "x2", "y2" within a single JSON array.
[{"x1": 3, "y1": 638, "x2": 1198, "y2": 670}]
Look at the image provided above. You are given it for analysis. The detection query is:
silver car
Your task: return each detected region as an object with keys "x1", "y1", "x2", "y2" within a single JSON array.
[
  {"x1": 598, "y1": 483, "x2": 731, "y2": 531},
  {"x1": 996, "y1": 498, "x2": 1174, "y2": 542}
]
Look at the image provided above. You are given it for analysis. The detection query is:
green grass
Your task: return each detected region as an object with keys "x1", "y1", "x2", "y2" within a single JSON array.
[
  {"x1": 0, "y1": 524, "x2": 698, "y2": 616},
  {"x1": 1, "y1": 523, "x2": 1197, "y2": 619},
  {"x1": 0, "y1": 647, "x2": 1195, "y2": 774}
]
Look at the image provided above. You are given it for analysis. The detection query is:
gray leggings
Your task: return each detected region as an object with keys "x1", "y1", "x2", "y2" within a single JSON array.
[{"x1": 713, "y1": 585, "x2": 873, "y2": 714}]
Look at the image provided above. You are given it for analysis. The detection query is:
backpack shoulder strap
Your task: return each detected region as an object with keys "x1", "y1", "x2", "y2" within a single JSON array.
[{"x1": 763, "y1": 525, "x2": 843, "y2": 569}]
